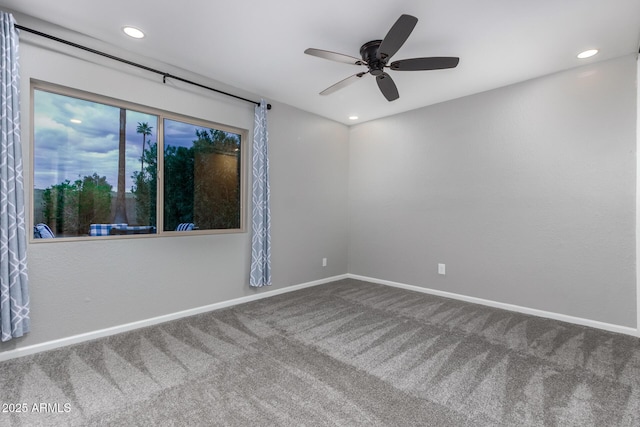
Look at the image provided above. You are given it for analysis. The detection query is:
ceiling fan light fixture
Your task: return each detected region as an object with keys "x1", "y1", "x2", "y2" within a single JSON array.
[
  {"x1": 123, "y1": 26, "x2": 145, "y2": 39},
  {"x1": 577, "y1": 49, "x2": 598, "y2": 59}
]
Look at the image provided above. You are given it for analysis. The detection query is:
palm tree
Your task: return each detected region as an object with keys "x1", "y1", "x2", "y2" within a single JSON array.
[
  {"x1": 137, "y1": 122, "x2": 153, "y2": 174},
  {"x1": 113, "y1": 108, "x2": 128, "y2": 224}
]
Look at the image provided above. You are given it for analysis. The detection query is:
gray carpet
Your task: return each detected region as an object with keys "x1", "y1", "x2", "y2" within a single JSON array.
[{"x1": 0, "y1": 278, "x2": 639, "y2": 426}]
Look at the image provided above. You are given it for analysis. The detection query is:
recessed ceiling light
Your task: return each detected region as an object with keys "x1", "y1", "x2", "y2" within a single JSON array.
[
  {"x1": 70, "y1": 118, "x2": 82, "y2": 124},
  {"x1": 577, "y1": 49, "x2": 598, "y2": 59},
  {"x1": 123, "y1": 26, "x2": 145, "y2": 39},
  {"x1": 349, "y1": 116, "x2": 359, "y2": 120}
]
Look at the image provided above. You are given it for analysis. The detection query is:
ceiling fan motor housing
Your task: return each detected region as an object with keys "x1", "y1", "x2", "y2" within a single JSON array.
[{"x1": 360, "y1": 40, "x2": 385, "y2": 76}]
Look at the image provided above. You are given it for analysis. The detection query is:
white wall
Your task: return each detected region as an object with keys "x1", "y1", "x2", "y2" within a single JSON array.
[
  {"x1": 349, "y1": 54, "x2": 638, "y2": 328},
  {"x1": 269, "y1": 102, "x2": 349, "y2": 287},
  {"x1": 0, "y1": 26, "x2": 349, "y2": 354}
]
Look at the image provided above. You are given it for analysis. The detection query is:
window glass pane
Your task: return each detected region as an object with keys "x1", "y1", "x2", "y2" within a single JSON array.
[
  {"x1": 163, "y1": 119, "x2": 241, "y2": 231},
  {"x1": 33, "y1": 89, "x2": 158, "y2": 238}
]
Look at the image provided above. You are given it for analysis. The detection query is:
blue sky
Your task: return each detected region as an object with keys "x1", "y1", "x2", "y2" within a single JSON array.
[{"x1": 33, "y1": 90, "x2": 216, "y2": 191}]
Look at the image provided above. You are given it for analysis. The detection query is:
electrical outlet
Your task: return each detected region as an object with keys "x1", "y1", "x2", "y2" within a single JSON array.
[
  {"x1": 438, "y1": 263, "x2": 446, "y2": 275},
  {"x1": 322, "y1": 258, "x2": 327, "y2": 267}
]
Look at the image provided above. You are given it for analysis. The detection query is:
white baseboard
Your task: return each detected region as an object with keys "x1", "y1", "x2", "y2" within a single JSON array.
[
  {"x1": 3, "y1": 272, "x2": 635, "y2": 362},
  {"x1": 0, "y1": 274, "x2": 348, "y2": 362},
  {"x1": 347, "y1": 274, "x2": 639, "y2": 337}
]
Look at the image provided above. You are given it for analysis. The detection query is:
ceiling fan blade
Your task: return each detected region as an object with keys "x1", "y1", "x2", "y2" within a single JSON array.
[
  {"x1": 390, "y1": 57, "x2": 460, "y2": 71},
  {"x1": 304, "y1": 48, "x2": 363, "y2": 65},
  {"x1": 320, "y1": 72, "x2": 367, "y2": 96},
  {"x1": 378, "y1": 14, "x2": 418, "y2": 61},
  {"x1": 376, "y1": 73, "x2": 399, "y2": 101}
]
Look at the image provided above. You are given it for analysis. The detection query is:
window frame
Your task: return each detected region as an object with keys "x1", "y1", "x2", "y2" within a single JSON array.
[{"x1": 30, "y1": 80, "x2": 248, "y2": 242}]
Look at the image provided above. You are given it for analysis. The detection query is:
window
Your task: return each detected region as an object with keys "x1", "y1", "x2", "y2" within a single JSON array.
[{"x1": 32, "y1": 82, "x2": 246, "y2": 240}]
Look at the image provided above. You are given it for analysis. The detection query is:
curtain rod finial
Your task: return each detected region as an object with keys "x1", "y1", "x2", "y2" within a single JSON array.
[{"x1": 267, "y1": 104, "x2": 272, "y2": 110}]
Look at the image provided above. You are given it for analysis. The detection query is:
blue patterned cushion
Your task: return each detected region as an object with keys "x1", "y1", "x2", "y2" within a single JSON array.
[
  {"x1": 176, "y1": 223, "x2": 194, "y2": 231},
  {"x1": 89, "y1": 223, "x2": 127, "y2": 236}
]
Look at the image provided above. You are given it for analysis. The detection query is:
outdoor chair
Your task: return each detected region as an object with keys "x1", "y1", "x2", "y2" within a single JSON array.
[{"x1": 34, "y1": 223, "x2": 55, "y2": 238}]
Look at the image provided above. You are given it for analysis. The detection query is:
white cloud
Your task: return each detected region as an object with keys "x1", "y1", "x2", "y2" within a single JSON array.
[{"x1": 33, "y1": 90, "x2": 158, "y2": 191}]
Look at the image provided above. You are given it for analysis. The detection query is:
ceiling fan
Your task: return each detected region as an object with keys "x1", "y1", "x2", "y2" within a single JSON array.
[{"x1": 304, "y1": 14, "x2": 459, "y2": 102}]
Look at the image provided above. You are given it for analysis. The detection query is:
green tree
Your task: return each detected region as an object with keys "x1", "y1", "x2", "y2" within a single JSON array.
[
  {"x1": 163, "y1": 144, "x2": 194, "y2": 230},
  {"x1": 43, "y1": 180, "x2": 78, "y2": 236},
  {"x1": 131, "y1": 142, "x2": 157, "y2": 226},
  {"x1": 193, "y1": 128, "x2": 240, "y2": 155},
  {"x1": 42, "y1": 174, "x2": 112, "y2": 236},
  {"x1": 192, "y1": 129, "x2": 240, "y2": 229},
  {"x1": 133, "y1": 127, "x2": 241, "y2": 231},
  {"x1": 77, "y1": 173, "x2": 112, "y2": 234}
]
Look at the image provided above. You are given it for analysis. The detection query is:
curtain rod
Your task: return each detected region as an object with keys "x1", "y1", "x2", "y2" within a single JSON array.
[{"x1": 15, "y1": 24, "x2": 272, "y2": 110}]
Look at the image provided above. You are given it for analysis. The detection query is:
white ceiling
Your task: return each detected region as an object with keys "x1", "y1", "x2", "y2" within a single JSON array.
[{"x1": 2, "y1": 1, "x2": 639, "y2": 125}]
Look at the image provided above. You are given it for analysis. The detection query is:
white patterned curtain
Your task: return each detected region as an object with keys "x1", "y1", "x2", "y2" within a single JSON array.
[
  {"x1": 250, "y1": 100, "x2": 271, "y2": 287},
  {"x1": 0, "y1": 12, "x2": 29, "y2": 342}
]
